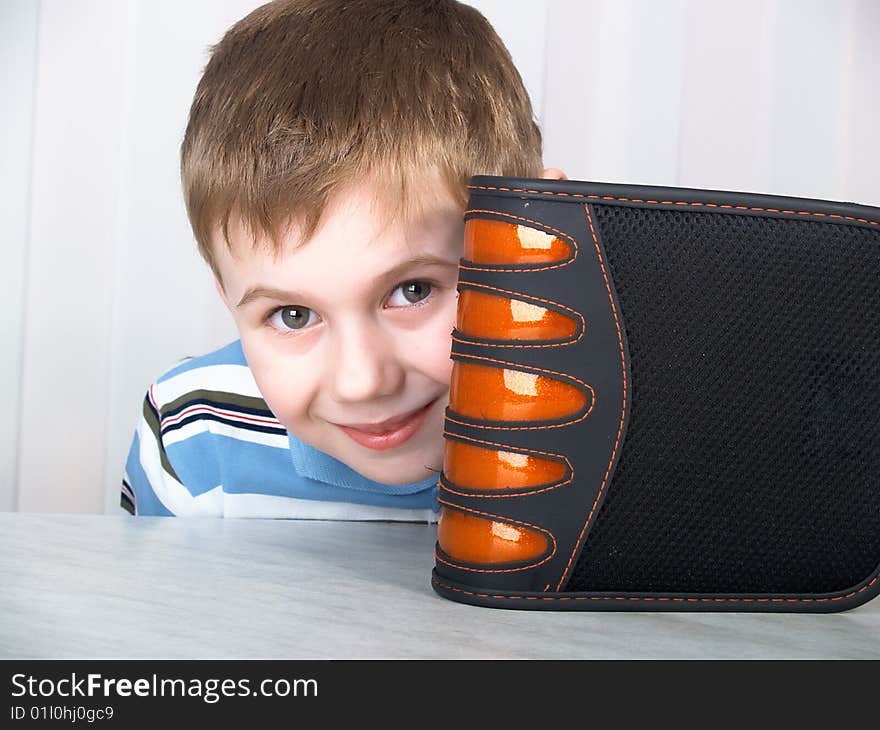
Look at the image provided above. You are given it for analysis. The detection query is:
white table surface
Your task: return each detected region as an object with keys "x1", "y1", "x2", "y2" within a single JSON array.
[{"x1": 1, "y1": 513, "x2": 878, "y2": 659}]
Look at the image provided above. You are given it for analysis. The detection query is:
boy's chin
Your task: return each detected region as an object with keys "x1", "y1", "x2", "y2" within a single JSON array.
[
  {"x1": 333, "y1": 441, "x2": 442, "y2": 486},
  {"x1": 348, "y1": 457, "x2": 440, "y2": 487}
]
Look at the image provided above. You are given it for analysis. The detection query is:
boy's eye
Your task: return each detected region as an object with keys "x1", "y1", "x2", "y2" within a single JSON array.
[
  {"x1": 388, "y1": 281, "x2": 432, "y2": 307},
  {"x1": 268, "y1": 306, "x2": 318, "y2": 331}
]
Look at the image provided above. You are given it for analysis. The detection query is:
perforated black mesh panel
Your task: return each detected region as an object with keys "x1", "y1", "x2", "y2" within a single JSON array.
[{"x1": 568, "y1": 206, "x2": 880, "y2": 594}]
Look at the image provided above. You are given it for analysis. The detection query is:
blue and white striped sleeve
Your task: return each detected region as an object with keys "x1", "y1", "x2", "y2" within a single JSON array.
[{"x1": 121, "y1": 383, "x2": 178, "y2": 516}]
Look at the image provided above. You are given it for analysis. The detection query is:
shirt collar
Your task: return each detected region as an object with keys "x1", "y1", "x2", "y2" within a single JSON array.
[{"x1": 287, "y1": 432, "x2": 439, "y2": 496}]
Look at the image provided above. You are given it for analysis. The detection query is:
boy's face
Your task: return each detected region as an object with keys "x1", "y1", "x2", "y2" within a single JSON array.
[{"x1": 212, "y1": 176, "x2": 464, "y2": 486}]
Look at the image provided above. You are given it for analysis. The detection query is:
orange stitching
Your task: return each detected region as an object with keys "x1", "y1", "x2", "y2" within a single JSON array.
[
  {"x1": 451, "y1": 334, "x2": 578, "y2": 350},
  {"x1": 461, "y1": 210, "x2": 579, "y2": 272},
  {"x1": 466, "y1": 185, "x2": 880, "y2": 227},
  {"x1": 436, "y1": 498, "x2": 557, "y2": 573},
  {"x1": 433, "y1": 573, "x2": 880, "y2": 603},
  {"x1": 439, "y1": 471, "x2": 572, "y2": 500},
  {"x1": 439, "y1": 431, "x2": 573, "y2": 498},
  {"x1": 554, "y1": 205, "x2": 629, "y2": 592},
  {"x1": 452, "y1": 281, "x2": 585, "y2": 349},
  {"x1": 446, "y1": 353, "x2": 595, "y2": 431},
  {"x1": 443, "y1": 430, "x2": 572, "y2": 463}
]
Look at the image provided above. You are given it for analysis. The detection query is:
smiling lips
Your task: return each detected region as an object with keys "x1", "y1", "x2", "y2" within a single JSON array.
[{"x1": 335, "y1": 399, "x2": 437, "y2": 450}]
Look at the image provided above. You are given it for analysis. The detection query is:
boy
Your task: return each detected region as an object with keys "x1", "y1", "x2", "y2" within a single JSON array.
[{"x1": 121, "y1": 0, "x2": 565, "y2": 519}]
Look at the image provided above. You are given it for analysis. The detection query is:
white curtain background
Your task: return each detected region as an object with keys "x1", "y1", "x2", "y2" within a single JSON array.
[{"x1": 1, "y1": 0, "x2": 877, "y2": 514}]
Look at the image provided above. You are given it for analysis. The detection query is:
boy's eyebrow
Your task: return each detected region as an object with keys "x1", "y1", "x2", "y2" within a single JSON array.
[{"x1": 236, "y1": 255, "x2": 459, "y2": 308}]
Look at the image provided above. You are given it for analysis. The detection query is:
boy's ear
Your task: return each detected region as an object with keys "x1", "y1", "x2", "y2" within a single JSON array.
[
  {"x1": 540, "y1": 167, "x2": 568, "y2": 180},
  {"x1": 215, "y1": 278, "x2": 231, "y2": 310}
]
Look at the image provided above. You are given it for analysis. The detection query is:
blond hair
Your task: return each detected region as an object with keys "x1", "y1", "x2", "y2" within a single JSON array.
[{"x1": 181, "y1": 0, "x2": 543, "y2": 279}]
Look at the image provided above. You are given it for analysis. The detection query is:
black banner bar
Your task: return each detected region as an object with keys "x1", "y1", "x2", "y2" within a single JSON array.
[{"x1": 0, "y1": 659, "x2": 868, "y2": 723}]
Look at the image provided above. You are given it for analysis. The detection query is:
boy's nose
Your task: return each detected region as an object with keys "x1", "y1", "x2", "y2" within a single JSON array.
[{"x1": 330, "y1": 322, "x2": 405, "y2": 403}]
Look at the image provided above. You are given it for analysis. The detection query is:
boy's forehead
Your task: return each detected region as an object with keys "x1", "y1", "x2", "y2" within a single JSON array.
[
  {"x1": 215, "y1": 179, "x2": 464, "y2": 288},
  {"x1": 295, "y1": 172, "x2": 452, "y2": 232},
  {"x1": 229, "y1": 175, "x2": 464, "y2": 259}
]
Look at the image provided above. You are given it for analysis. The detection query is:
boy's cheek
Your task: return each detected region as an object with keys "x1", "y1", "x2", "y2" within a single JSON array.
[
  {"x1": 418, "y1": 297, "x2": 459, "y2": 386},
  {"x1": 248, "y1": 370, "x2": 310, "y2": 431},
  {"x1": 433, "y1": 344, "x2": 456, "y2": 388},
  {"x1": 236, "y1": 337, "x2": 302, "y2": 412}
]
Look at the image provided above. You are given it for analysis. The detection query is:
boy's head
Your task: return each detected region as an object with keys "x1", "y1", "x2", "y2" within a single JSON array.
[{"x1": 180, "y1": 0, "x2": 561, "y2": 485}]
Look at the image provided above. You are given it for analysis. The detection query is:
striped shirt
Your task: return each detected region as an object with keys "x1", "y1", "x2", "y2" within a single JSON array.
[{"x1": 121, "y1": 339, "x2": 440, "y2": 521}]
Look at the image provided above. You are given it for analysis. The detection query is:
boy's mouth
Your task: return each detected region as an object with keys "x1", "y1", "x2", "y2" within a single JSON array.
[{"x1": 335, "y1": 397, "x2": 439, "y2": 451}]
